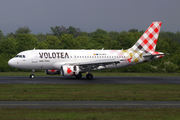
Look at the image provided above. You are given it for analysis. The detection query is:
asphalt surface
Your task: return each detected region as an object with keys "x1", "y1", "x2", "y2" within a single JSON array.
[
  {"x1": 0, "y1": 76, "x2": 180, "y2": 84},
  {"x1": 1, "y1": 101, "x2": 180, "y2": 108}
]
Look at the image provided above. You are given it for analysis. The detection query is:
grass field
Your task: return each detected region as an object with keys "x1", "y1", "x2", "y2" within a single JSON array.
[
  {"x1": 1, "y1": 84, "x2": 180, "y2": 101},
  {"x1": 1, "y1": 108, "x2": 180, "y2": 120},
  {"x1": 0, "y1": 72, "x2": 180, "y2": 77}
]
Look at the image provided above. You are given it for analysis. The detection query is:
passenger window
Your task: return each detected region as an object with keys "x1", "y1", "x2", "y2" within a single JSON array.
[{"x1": 23, "y1": 55, "x2": 25, "y2": 58}]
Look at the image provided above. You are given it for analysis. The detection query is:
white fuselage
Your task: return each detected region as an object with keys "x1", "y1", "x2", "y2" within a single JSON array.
[{"x1": 8, "y1": 49, "x2": 134, "y2": 70}]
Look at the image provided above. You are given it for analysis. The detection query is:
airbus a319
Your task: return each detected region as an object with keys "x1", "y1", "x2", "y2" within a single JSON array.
[{"x1": 8, "y1": 22, "x2": 169, "y2": 79}]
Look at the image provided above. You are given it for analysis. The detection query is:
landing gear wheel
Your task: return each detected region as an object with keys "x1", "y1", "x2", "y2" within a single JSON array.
[
  {"x1": 30, "y1": 69, "x2": 35, "y2": 79},
  {"x1": 86, "y1": 74, "x2": 93, "y2": 79},
  {"x1": 75, "y1": 73, "x2": 82, "y2": 79},
  {"x1": 30, "y1": 74, "x2": 35, "y2": 79}
]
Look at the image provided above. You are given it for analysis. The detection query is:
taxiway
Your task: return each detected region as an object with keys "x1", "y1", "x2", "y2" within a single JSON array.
[{"x1": 1, "y1": 101, "x2": 180, "y2": 108}]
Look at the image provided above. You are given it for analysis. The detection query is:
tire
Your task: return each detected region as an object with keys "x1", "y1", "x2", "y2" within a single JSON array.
[
  {"x1": 30, "y1": 74, "x2": 35, "y2": 79},
  {"x1": 75, "y1": 73, "x2": 82, "y2": 78},
  {"x1": 86, "y1": 74, "x2": 93, "y2": 79}
]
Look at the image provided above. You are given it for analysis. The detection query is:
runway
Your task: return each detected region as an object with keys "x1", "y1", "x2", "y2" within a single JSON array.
[
  {"x1": 1, "y1": 101, "x2": 180, "y2": 108},
  {"x1": 1, "y1": 76, "x2": 180, "y2": 108},
  {"x1": 0, "y1": 76, "x2": 180, "y2": 84}
]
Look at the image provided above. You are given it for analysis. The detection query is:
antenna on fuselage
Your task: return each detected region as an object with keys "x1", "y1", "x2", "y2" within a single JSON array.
[{"x1": 33, "y1": 48, "x2": 35, "y2": 50}]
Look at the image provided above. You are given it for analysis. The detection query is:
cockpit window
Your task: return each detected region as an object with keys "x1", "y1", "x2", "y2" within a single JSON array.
[
  {"x1": 15, "y1": 55, "x2": 25, "y2": 58},
  {"x1": 15, "y1": 55, "x2": 19, "y2": 58}
]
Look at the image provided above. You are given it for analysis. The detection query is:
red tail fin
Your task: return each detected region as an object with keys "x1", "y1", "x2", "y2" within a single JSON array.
[{"x1": 130, "y1": 22, "x2": 162, "y2": 53}]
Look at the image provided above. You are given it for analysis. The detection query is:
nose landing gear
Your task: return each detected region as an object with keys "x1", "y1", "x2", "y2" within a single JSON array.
[
  {"x1": 30, "y1": 69, "x2": 35, "y2": 78},
  {"x1": 30, "y1": 74, "x2": 35, "y2": 78}
]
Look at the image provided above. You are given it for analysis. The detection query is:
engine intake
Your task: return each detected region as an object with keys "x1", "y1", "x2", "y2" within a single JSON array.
[{"x1": 60, "y1": 65, "x2": 80, "y2": 76}]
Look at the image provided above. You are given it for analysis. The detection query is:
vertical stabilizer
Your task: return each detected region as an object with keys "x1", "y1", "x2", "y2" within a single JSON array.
[{"x1": 130, "y1": 22, "x2": 162, "y2": 53}]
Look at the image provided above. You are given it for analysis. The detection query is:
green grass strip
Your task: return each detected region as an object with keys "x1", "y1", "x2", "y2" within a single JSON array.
[
  {"x1": 1, "y1": 108, "x2": 180, "y2": 120},
  {"x1": 1, "y1": 84, "x2": 180, "y2": 101}
]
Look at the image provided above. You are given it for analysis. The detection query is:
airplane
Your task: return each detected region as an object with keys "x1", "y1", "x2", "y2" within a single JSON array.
[{"x1": 8, "y1": 21, "x2": 169, "y2": 79}]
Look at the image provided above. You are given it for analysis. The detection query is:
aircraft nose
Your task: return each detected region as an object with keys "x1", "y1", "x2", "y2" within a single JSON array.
[{"x1": 8, "y1": 59, "x2": 15, "y2": 67}]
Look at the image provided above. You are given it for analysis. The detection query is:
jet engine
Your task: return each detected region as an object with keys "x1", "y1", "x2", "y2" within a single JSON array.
[
  {"x1": 60, "y1": 65, "x2": 80, "y2": 76},
  {"x1": 45, "y1": 69, "x2": 60, "y2": 75}
]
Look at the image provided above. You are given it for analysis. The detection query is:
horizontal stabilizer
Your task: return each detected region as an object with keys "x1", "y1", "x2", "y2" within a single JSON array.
[{"x1": 143, "y1": 53, "x2": 170, "y2": 57}]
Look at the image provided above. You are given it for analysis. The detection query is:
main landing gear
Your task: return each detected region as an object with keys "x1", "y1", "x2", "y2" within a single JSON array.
[
  {"x1": 86, "y1": 74, "x2": 93, "y2": 79},
  {"x1": 75, "y1": 73, "x2": 82, "y2": 79},
  {"x1": 30, "y1": 69, "x2": 35, "y2": 79},
  {"x1": 75, "y1": 73, "x2": 93, "y2": 79}
]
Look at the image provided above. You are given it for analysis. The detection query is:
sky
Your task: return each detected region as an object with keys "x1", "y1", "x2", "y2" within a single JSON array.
[{"x1": 0, "y1": 0, "x2": 180, "y2": 35}]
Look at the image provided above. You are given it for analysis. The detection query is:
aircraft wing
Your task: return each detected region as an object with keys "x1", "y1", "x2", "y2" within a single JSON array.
[
  {"x1": 53, "y1": 59, "x2": 130, "y2": 70},
  {"x1": 64, "y1": 59, "x2": 123, "y2": 66}
]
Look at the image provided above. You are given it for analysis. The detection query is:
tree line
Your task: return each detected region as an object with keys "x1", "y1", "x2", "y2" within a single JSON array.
[{"x1": 0, "y1": 26, "x2": 180, "y2": 73}]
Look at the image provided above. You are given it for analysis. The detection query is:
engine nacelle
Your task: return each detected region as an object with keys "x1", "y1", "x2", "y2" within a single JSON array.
[
  {"x1": 60, "y1": 65, "x2": 80, "y2": 76},
  {"x1": 45, "y1": 69, "x2": 60, "y2": 75}
]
